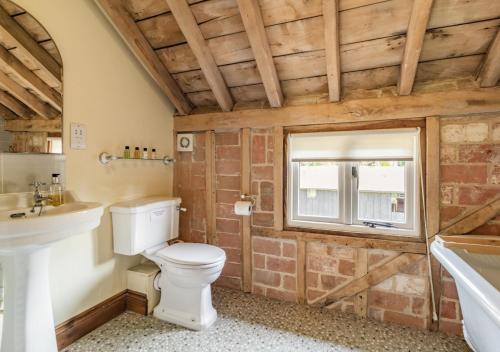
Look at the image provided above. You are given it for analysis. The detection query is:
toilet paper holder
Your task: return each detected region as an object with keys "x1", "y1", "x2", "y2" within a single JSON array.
[{"x1": 240, "y1": 194, "x2": 256, "y2": 206}]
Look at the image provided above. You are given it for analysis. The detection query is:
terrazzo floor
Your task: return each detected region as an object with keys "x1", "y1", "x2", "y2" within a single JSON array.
[{"x1": 63, "y1": 288, "x2": 469, "y2": 352}]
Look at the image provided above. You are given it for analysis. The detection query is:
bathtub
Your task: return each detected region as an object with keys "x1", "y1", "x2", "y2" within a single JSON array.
[{"x1": 431, "y1": 240, "x2": 500, "y2": 352}]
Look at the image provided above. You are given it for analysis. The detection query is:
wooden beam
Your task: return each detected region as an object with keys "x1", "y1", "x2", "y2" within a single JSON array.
[
  {"x1": 251, "y1": 227, "x2": 427, "y2": 254},
  {"x1": 273, "y1": 126, "x2": 284, "y2": 230},
  {"x1": 398, "y1": 0, "x2": 434, "y2": 95},
  {"x1": 297, "y1": 239, "x2": 306, "y2": 304},
  {"x1": 440, "y1": 197, "x2": 500, "y2": 236},
  {"x1": 205, "y1": 130, "x2": 216, "y2": 245},
  {"x1": 0, "y1": 70, "x2": 58, "y2": 118},
  {"x1": 174, "y1": 87, "x2": 500, "y2": 132},
  {"x1": 477, "y1": 29, "x2": 500, "y2": 87},
  {"x1": 165, "y1": 0, "x2": 233, "y2": 112},
  {"x1": 4, "y1": 118, "x2": 62, "y2": 133},
  {"x1": 236, "y1": 0, "x2": 283, "y2": 107},
  {"x1": 0, "y1": 45, "x2": 62, "y2": 111},
  {"x1": 96, "y1": 0, "x2": 192, "y2": 115},
  {"x1": 440, "y1": 236, "x2": 500, "y2": 255},
  {"x1": 0, "y1": 90, "x2": 34, "y2": 118},
  {"x1": 323, "y1": 0, "x2": 341, "y2": 102},
  {"x1": 241, "y1": 128, "x2": 252, "y2": 292},
  {"x1": 0, "y1": 6, "x2": 61, "y2": 85},
  {"x1": 353, "y1": 248, "x2": 368, "y2": 317},
  {"x1": 317, "y1": 253, "x2": 423, "y2": 306},
  {"x1": 0, "y1": 103, "x2": 17, "y2": 120}
]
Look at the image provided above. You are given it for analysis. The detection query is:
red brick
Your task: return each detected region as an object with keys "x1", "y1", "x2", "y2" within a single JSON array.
[
  {"x1": 215, "y1": 133, "x2": 239, "y2": 145},
  {"x1": 215, "y1": 276, "x2": 241, "y2": 290},
  {"x1": 458, "y1": 186, "x2": 498, "y2": 205},
  {"x1": 267, "y1": 134, "x2": 274, "y2": 149},
  {"x1": 307, "y1": 289, "x2": 326, "y2": 302},
  {"x1": 440, "y1": 145, "x2": 457, "y2": 163},
  {"x1": 252, "y1": 166, "x2": 273, "y2": 180},
  {"x1": 191, "y1": 216, "x2": 205, "y2": 231},
  {"x1": 191, "y1": 162, "x2": 206, "y2": 176},
  {"x1": 384, "y1": 311, "x2": 426, "y2": 329},
  {"x1": 442, "y1": 280, "x2": 459, "y2": 300},
  {"x1": 283, "y1": 275, "x2": 297, "y2": 291},
  {"x1": 440, "y1": 206, "x2": 466, "y2": 224},
  {"x1": 368, "y1": 291, "x2": 410, "y2": 312},
  {"x1": 253, "y1": 237, "x2": 281, "y2": 256},
  {"x1": 216, "y1": 203, "x2": 239, "y2": 220},
  {"x1": 216, "y1": 160, "x2": 241, "y2": 175},
  {"x1": 320, "y1": 274, "x2": 347, "y2": 291},
  {"x1": 252, "y1": 212, "x2": 274, "y2": 227},
  {"x1": 400, "y1": 257, "x2": 426, "y2": 276},
  {"x1": 267, "y1": 257, "x2": 296, "y2": 274},
  {"x1": 442, "y1": 268, "x2": 453, "y2": 280},
  {"x1": 222, "y1": 247, "x2": 241, "y2": 263},
  {"x1": 439, "y1": 321, "x2": 463, "y2": 336},
  {"x1": 252, "y1": 284, "x2": 266, "y2": 296},
  {"x1": 282, "y1": 242, "x2": 296, "y2": 258},
  {"x1": 266, "y1": 288, "x2": 297, "y2": 303},
  {"x1": 307, "y1": 271, "x2": 319, "y2": 288},
  {"x1": 216, "y1": 146, "x2": 241, "y2": 161},
  {"x1": 222, "y1": 262, "x2": 242, "y2": 277},
  {"x1": 411, "y1": 297, "x2": 426, "y2": 315},
  {"x1": 308, "y1": 255, "x2": 337, "y2": 273},
  {"x1": 216, "y1": 218, "x2": 240, "y2": 233},
  {"x1": 491, "y1": 165, "x2": 500, "y2": 184},
  {"x1": 475, "y1": 222, "x2": 500, "y2": 236},
  {"x1": 253, "y1": 269, "x2": 281, "y2": 287},
  {"x1": 338, "y1": 260, "x2": 355, "y2": 276},
  {"x1": 441, "y1": 164, "x2": 488, "y2": 184},
  {"x1": 260, "y1": 181, "x2": 274, "y2": 211},
  {"x1": 190, "y1": 230, "x2": 206, "y2": 243},
  {"x1": 252, "y1": 135, "x2": 266, "y2": 164},
  {"x1": 217, "y1": 233, "x2": 241, "y2": 248},
  {"x1": 217, "y1": 175, "x2": 240, "y2": 190},
  {"x1": 253, "y1": 254, "x2": 265, "y2": 269},
  {"x1": 440, "y1": 299, "x2": 457, "y2": 320},
  {"x1": 216, "y1": 190, "x2": 241, "y2": 204},
  {"x1": 458, "y1": 144, "x2": 499, "y2": 163},
  {"x1": 193, "y1": 145, "x2": 205, "y2": 162}
]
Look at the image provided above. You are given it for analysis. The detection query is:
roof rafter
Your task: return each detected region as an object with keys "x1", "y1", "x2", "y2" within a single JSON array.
[
  {"x1": 0, "y1": 90, "x2": 34, "y2": 118},
  {"x1": 398, "y1": 0, "x2": 434, "y2": 95},
  {"x1": 323, "y1": 0, "x2": 341, "y2": 102},
  {"x1": 165, "y1": 0, "x2": 233, "y2": 112},
  {"x1": 96, "y1": 0, "x2": 192, "y2": 115},
  {"x1": 477, "y1": 29, "x2": 500, "y2": 87},
  {"x1": 237, "y1": 0, "x2": 283, "y2": 107}
]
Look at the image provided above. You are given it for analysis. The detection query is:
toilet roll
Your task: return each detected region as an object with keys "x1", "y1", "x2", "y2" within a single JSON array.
[{"x1": 234, "y1": 201, "x2": 253, "y2": 216}]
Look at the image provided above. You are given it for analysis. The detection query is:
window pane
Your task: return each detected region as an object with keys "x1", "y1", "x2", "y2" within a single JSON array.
[
  {"x1": 357, "y1": 161, "x2": 406, "y2": 223},
  {"x1": 298, "y1": 162, "x2": 339, "y2": 218}
]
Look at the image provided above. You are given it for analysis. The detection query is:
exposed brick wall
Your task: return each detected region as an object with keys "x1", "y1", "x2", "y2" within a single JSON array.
[{"x1": 214, "y1": 132, "x2": 243, "y2": 290}]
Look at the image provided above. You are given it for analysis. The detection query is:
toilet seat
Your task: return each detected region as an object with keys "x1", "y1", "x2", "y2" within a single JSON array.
[{"x1": 157, "y1": 242, "x2": 226, "y2": 267}]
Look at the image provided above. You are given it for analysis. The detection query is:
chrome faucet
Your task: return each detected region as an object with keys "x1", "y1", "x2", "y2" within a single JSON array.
[{"x1": 30, "y1": 181, "x2": 50, "y2": 215}]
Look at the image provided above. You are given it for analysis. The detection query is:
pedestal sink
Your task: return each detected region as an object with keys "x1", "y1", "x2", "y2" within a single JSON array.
[{"x1": 0, "y1": 192, "x2": 103, "y2": 352}]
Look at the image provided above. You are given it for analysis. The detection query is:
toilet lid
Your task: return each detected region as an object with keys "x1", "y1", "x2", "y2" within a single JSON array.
[{"x1": 157, "y1": 243, "x2": 226, "y2": 266}]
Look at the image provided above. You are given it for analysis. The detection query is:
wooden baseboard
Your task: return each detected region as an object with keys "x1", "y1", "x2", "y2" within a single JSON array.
[{"x1": 55, "y1": 290, "x2": 147, "y2": 350}]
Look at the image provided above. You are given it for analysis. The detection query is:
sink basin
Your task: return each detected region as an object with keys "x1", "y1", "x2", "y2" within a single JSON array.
[{"x1": 0, "y1": 192, "x2": 103, "y2": 352}]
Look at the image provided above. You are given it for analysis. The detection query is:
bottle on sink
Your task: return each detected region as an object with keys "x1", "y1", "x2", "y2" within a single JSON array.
[{"x1": 49, "y1": 173, "x2": 64, "y2": 206}]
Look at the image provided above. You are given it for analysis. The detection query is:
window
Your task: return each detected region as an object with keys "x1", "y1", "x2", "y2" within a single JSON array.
[{"x1": 287, "y1": 129, "x2": 420, "y2": 237}]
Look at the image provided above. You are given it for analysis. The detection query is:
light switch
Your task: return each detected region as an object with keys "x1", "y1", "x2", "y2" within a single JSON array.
[{"x1": 70, "y1": 123, "x2": 87, "y2": 150}]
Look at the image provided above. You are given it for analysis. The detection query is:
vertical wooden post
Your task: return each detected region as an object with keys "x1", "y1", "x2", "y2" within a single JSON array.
[
  {"x1": 273, "y1": 126, "x2": 284, "y2": 230},
  {"x1": 205, "y1": 131, "x2": 216, "y2": 245},
  {"x1": 354, "y1": 248, "x2": 368, "y2": 317},
  {"x1": 241, "y1": 128, "x2": 252, "y2": 292},
  {"x1": 173, "y1": 130, "x2": 179, "y2": 197},
  {"x1": 426, "y1": 116, "x2": 441, "y2": 330},
  {"x1": 297, "y1": 239, "x2": 306, "y2": 304}
]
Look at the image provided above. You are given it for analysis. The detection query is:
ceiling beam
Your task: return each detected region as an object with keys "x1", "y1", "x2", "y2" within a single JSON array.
[
  {"x1": 398, "y1": 0, "x2": 434, "y2": 95},
  {"x1": 4, "y1": 118, "x2": 62, "y2": 133},
  {"x1": 237, "y1": 0, "x2": 283, "y2": 107},
  {"x1": 477, "y1": 29, "x2": 500, "y2": 87},
  {"x1": 323, "y1": 0, "x2": 341, "y2": 102},
  {"x1": 174, "y1": 86, "x2": 500, "y2": 132},
  {"x1": 0, "y1": 70, "x2": 58, "y2": 118},
  {"x1": 0, "y1": 45, "x2": 62, "y2": 111},
  {"x1": 165, "y1": 0, "x2": 233, "y2": 112},
  {"x1": 0, "y1": 6, "x2": 61, "y2": 86},
  {"x1": 0, "y1": 103, "x2": 17, "y2": 120},
  {"x1": 0, "y1": 90, "x2": 34, "y2": 118},
  {"x1": 96, "y1": 0, "x2": 192, "y2": 115}
]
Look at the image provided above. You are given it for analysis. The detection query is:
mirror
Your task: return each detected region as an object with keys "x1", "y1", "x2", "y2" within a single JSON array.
[{"x1": 0, "y1": 0, "x2": 64, "y2": 193}]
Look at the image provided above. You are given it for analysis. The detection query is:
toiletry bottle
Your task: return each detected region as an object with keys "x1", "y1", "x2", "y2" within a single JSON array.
[
  {"x1": 134, "y1": 147, "x2": 140, "y2": 159},
  {"x1": 49, "y1": 173, "x2": 64, "y2": 206},
  {"x1": 143, "y1": 147, "x2": 148, "y2": 159},
  {"x1": 151, "y1": 148, "x2": 157, "y2": 159},
  {"x1": 124, "y1": 146, "x2": 130, "y2": 159}
]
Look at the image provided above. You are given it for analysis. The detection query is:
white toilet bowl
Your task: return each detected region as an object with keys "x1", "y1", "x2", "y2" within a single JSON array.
[{"x1": 148, "y1": 242, "x2": 226, "y2": 330}]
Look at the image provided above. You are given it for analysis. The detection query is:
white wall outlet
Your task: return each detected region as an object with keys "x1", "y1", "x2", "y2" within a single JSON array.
[
  {"x1": 70, "y1": 123, "x2": 87, "y2": 150},
  {"x1": 177, "y1": 133, "x2": 193, "y2": 152}
]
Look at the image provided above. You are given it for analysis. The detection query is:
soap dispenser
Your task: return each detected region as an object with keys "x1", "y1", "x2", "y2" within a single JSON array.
[{"x1": 49, "y1": 173, "x2": 64, "y2": 206}]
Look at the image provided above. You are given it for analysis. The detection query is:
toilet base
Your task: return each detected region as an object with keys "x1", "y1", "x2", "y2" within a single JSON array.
[{"x1": 154, "y1": 305, "x2": 217, "y2": 331}]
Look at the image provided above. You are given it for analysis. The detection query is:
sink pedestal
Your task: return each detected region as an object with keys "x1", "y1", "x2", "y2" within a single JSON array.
[{"x1": 1, "y1": 246, "x2": 57, "y2": 352}]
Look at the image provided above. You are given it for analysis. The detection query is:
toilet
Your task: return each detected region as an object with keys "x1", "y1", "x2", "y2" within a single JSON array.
[{"x1": 110, "y1": 196, "x2": 226, "y2": 330}]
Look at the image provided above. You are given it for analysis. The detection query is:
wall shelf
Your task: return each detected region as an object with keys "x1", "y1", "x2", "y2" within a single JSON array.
[{"x1": 99, "y1": 152, "x2": 175, "y2": 165}]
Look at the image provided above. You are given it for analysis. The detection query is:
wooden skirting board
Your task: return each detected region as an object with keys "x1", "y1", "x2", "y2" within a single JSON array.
[{"x1": 55, "y1": 290, "x2": 147, "y2": 350}]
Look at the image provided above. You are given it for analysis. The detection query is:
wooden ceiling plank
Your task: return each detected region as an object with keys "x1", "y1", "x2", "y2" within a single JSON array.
[
  {"x1": 0, "y1": 102, "x2": 17, "y2": 120},
  {"x1": 323, "y1": 0, "x2": 341, "y2": 102},
  {"x1": 0, "y1": 90, "x2": 34, "y2": 118},
  {"x1": 96, "y1": 0, "x2": 192, "y2": 115},
  {"x1": 477, "y1": 29, "x2": 500, "y2": 87},
  {"x1": 0, "y1": 6, "x2": 61, "y2": 85},
  {"x1": 4, "y1": 118, "x2": 62, "y2": 133},
  {"x1": 237, "y1": 0, "x2": 283, "y2": 107},
  {"x1": 398, "y1": 0, "x2": 434, "y2": 95},
  {"x1": 0, "y1": 45, "x2": 62, "y2": 111},
  {"x1": 0, "y1": 69, "x2": 57, "y2": 118},
  {"x1": 166, "y1": 0, "x2": 233, "y2": 112}
]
